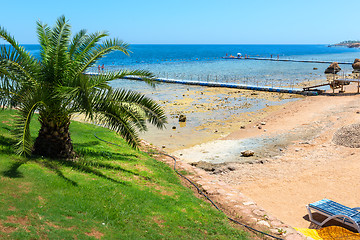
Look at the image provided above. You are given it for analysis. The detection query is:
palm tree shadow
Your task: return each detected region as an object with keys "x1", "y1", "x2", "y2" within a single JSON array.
[
  {"x1": 73, "y1": 141, "x2": 100, "y2": 148},
  {"x1": 1, "y1": 138, "x2": 149, "y2": 185},
  {"x1": 2, "y1": 126, "x2": 13, "y2": 131},
  {"x1": 70, "y1": 140, "x2": 152, "y2": 183},
  {"x1": 2, "y1": 161, "x2": 24, "y2": 178},
  {"x1": 38, "y1": 154, "x2": 152, "y2": 186},
  {"x1": 0, "y1": 133, "x2": 23, "y2": 178},
  {"x1": 38, "y1": 160, "x2": 79, "y2": 186},
  {"x1": 0, "y1": 134, "x2": 17, "y2": 147},
  {"x1": 79, "y1": 159, "x2": 151, "y2": 181},
  {"x1": 36, "y1": 158, "x2": 131, "y2": 186},
  {"x1": 0, "y1": 134, "x2": 16, "y2": 145},
  {"x1": 74, "y1": 145, "x2": 139, "y2": 162}
]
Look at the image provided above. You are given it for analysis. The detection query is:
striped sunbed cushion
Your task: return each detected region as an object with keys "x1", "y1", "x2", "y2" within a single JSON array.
[{"x1": 309, "y1": 199, "x2": 360, "y2": 224}]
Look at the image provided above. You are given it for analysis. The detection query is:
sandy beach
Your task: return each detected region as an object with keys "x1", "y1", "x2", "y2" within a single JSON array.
[{"x1": 168, "y1": 81, "x2": 360, "y2": 232}]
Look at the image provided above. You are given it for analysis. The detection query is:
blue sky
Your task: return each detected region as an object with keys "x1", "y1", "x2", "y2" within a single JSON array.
[{"x1": 1, "y1": 0, "x2": 359, "y2": 44}]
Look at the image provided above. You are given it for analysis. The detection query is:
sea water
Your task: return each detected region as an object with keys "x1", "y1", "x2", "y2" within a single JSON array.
[
  {"x1": 24, "y1": 44, "x2": 360, "y2": 156},
  {"x1": 101, "y1": 44, "x2": 360, "y2": 85},
  {"x1": 25, "y1": 44, "x2": 360, "y2": 86}
]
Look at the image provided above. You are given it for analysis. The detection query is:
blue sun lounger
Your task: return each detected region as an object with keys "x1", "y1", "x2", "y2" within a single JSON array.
[{"x1": 307, "y1": 199, "x2": 360, "y2": 232}]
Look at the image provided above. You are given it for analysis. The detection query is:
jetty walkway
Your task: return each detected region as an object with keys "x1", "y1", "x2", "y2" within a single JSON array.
[
  {"x1": 122, "y1": 76, "x2": 319, "y2": 96},
  {"x1": 87, "y1": 72, "x2": 319, "y2": 95},
  {"x1": 222, "y1": 56, "x2": 353, "y2": 65}
]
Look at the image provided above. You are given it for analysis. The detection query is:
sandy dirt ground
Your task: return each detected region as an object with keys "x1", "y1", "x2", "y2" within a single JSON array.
[{"x1": 177, "y1": 82, "x2": 360, "y2": 229}]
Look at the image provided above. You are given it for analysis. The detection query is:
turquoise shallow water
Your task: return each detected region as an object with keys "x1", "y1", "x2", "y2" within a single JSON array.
[
  {"x1": 103, "y1": 45, "x2": 360, "y2": 87},
  {"x1": 25, "y1": 44, "x2": 360, "y2": 86}
]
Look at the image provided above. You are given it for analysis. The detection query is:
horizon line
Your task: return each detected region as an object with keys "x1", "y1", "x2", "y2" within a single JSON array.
[{"x1": 14, "y1": 43, "x2": 332, "y2": 45}]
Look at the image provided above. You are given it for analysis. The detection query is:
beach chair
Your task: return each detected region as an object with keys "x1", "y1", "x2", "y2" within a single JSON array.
[{"x1": 307, "y1": 199, "x2": 360, "y2": 232}]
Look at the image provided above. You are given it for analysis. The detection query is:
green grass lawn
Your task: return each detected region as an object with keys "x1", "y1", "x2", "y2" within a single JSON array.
[{"x1": 0, "y1": 109, "x2": 250, "y2": 239}]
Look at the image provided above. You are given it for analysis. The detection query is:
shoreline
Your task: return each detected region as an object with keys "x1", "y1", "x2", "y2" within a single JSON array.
[
  {"x1": 172, "y1": 82, "x2": 360, "y2": 232},
  {"x1": 139, "y1": 78, "x2": 329, "y2": 153},
  {"x1": 139, "y1": 86, "x2": 305, "y2": 152}
]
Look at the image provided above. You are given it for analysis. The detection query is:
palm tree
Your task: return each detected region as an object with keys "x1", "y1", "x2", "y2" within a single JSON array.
[{"x1": 0, "y1": 16, "x2": 167, "y2": 159}]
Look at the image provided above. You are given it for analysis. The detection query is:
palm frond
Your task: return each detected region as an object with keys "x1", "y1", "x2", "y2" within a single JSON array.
[
  {"x1": 0, "y1": 48, "x2": 36, "y2": 84},
  {"x1": 0, "y1": 26, "x2": 39, "y2": 74},
  {"x1": 56, "y1": 74, "x2": 96, "y2": 118},
  {"x1": 0, "y1": 45, "x2": 38, "y2": 98},
  {"x1": 13, "y1": 91, "x2": 44, "y2": 156},
  {"x1": 75, "y1": 38, "x2": 129, "y2": 75},
  {"x1": 72, "y1": 31, "x2": 109, "y2": 63},
  {"x1": 91, "y1": 89, "x2": 146, "y2": 147},
  {"x1": 36, "y1": 20, "x2": 51, "y2": 61},
  {"x1": 47, "y1": 15, "x2": 71, "y2": 84},
  {"x1": 82, "y1": 69, "x2": 155, "y2": 88},
  {"x1": 0, "y1": 25, "x2": 24, "y2": 53},
  {"x1": 89, "y1": 88, "x2": 166, "y2": 148},
  {"x1": 110, "y1": 88, "x2": 167, "y2": 129},
  {"x1": 94, "y1": 107, "x2": 141, "y2": 149},
  {"x1": 112, "y1": 69, "x2": 156, "y2": 87},
  {"x1": 57, "y1": 69, "x2": 156, "y2": 118},
  {"x1": 0, "y1": 76, "x2": 20, "y2": 107},
  {"x1": 69, "y1": 29, "x2": 88, "y2": 58}
]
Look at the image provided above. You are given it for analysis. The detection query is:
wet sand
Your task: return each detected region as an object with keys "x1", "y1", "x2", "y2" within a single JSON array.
[{"x1": 139, "y1": 85, "x2": 302, "y2": 152}]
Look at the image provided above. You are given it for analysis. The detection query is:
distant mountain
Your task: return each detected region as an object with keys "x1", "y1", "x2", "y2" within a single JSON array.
[{"x1": 329, "y1": 40, "x2": 360, "y2": 48}]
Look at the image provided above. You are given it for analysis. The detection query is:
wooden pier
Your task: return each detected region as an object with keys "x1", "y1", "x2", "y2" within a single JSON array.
[
  {"x1": 303, "y1": 79, "x2": 360, "y2": 94},
  {"x1": 222, "y1": 56, "x2": 353, "y2": 65}
]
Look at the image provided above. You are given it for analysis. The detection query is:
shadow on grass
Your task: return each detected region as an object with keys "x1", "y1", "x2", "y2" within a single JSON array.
[
  {"x1": 1, "y1": 137, "x2": 149, "y2": 185},
  {"x1": 33, "y1": 155, "x2": 151, "y2": 186},
  {"x1": 39, "y1": 160, "x2": 79, "y2": 186},
  {"x1": 73, "y1": 141, "x2": 101, "y2": 148},
  {"x1": 1, "y1": 154, "x2": 141, "y2": 185},
  {"x1": 30, "y1": 158, "x2": 128, "y2": 185},
  {"x1": 2, "y1": 126, "x2": 13, "y2": 131},
  {"x1": 2, "y1": 161, "x2": 25, "y2": 178},
  {"x1": 77, "y1": 159, "x2": 151, "y2": 180},
  {"x1": 74, "y1": 145, "x2": 139, "y2": 162},
  {"x1": 0, "y1": 135, "x2": 17, "y2": 147},
  {"x1": 0, "y1": 135, "x2": 16, "y2": 155}
]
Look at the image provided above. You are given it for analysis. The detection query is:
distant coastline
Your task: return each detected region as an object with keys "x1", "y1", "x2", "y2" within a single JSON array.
[{"x1": 329, "y1": 40, "x2": 360, "y2": 48}]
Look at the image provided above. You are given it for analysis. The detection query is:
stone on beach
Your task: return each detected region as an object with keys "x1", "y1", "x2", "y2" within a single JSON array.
[
  {"x1": 178, "y1": 114, "x2": 186, "y2": 122},
  {"x1": 190, "y1": 161, "x2": 216, "y2": 171},
  {"x1": 227, "y1": 164, "x2": 237, "y2": 171},
  {"x1": 352, "y1": 59, "x2": 360, "y2": 72},
  {"x1": 324, "y1": 62, "x2": 341, "y2": 74},
  {"x1": 241, "y1": 150, "x2": 255, "y2": 157},
  {"x1": 257, "y1": 220, "x2": 271, "y2": 228},
  {"x1": 332, "y1": 123, "x2": 360, "y2": 148}
]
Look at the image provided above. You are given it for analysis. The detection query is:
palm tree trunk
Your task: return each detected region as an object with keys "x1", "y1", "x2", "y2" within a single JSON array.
[{"x1": 33, "y1": 118, "x2": 75, "y2": 159}]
